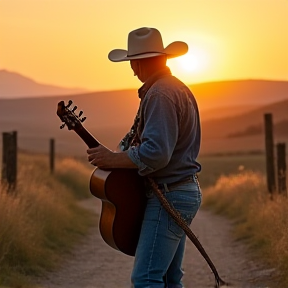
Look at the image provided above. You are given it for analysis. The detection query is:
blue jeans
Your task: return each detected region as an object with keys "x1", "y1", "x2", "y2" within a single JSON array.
[{"x1": 131, "y1": 181, "x2": 202, "y2": 288}]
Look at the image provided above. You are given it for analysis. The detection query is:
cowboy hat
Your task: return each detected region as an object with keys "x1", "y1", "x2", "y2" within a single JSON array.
[{"x1": 108, "y1": 27, "x2": 188, "y2": 62}]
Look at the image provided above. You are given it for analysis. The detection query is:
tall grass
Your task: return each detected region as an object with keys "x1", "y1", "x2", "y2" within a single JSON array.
[
  {"x1": 54, "y1": 157, "x2": 92, "y2": 199},
  {"x1": 0, "y1": 153, "x2": 94, "y2": 287},
  {"x1": 203, "y1": 171, "x2": 288, "y2": 287},
  {"x1": 198, "y1": 153, "x2": 266, "y2": 188}
]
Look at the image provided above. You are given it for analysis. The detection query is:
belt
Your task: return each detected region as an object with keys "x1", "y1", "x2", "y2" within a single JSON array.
[{"x1": 158, "y1": 175, "x2": 198, "y2": 192}]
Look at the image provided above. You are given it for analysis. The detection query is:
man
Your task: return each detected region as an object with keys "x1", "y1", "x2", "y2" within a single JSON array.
[{"x1": 87, "y1": 27, "x2": 202, "y2": 288}]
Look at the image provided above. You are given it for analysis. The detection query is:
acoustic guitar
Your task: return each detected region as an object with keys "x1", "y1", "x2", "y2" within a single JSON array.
[{"x1": 57, "y1": 100, "x2": 147, "y2": 256}]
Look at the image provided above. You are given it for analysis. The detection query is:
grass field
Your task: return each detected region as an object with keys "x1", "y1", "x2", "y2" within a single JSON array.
[
  {"x1": 1, "y1": 151, "x2": 287, "y2": 287},
  {"x1": 0, "y1": 152, "x2": 94, "y2": 287},
  {"x1": 198, "y1": 152, "x2": 266, "y2": 188},
  {"x1": 202, "y1": 167, "x2": 288, "y2": 287}
]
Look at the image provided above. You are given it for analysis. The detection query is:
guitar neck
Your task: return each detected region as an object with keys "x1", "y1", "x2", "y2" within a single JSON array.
[{"x1": 74, "y1": 125, "x2": 99, "y2": 148}]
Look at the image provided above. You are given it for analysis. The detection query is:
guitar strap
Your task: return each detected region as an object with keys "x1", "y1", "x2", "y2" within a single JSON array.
[{"x1": 120, "y1": 68, "x2": 228, "y2": 287}]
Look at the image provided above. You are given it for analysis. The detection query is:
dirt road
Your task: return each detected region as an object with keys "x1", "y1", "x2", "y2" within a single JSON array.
[{"x1": 35, "y1": 197, "x2": 276, "y2": 288}]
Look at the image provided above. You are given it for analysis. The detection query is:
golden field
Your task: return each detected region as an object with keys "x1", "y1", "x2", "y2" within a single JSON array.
[
  {"x1": 0, "y1": 151, "x2": 287, "y2": 287},
  {"x1": 203, "y1": 171, "x2": 288, "y2": 287},
  {"x1": 0, "y1": 153, "x2": 94, "y2": 287}
]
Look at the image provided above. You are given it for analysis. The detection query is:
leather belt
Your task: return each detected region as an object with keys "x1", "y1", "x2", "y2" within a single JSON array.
[{"x1": 158, "y1": 175, "x2": 198, "y2": 192}]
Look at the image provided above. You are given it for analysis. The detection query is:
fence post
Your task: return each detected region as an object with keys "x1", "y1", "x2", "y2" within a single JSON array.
[
  {"x1": 1, "y1": 131, "x2": 17, "y2": 191},
  {"x1": 276, "y1": 142, "x2": 287, "y2": 196},
  {"x1": 264, "y1": 113, "x2": 276, "y2": 195},
  {"x1": 50, "y1": 138, "x2": 55, "y2": 174}
]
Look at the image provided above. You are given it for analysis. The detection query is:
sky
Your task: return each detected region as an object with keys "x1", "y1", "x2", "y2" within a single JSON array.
[{"x1": 1, "y1": 0, "x2": 288, "y2": 91}]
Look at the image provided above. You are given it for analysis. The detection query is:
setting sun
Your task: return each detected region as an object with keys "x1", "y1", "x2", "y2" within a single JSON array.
[
  {"x1": 167, "y1": 46, "x2": 211, "y2": 84},
  {"x1": 176, "y1": 49, "x2": 209, "y2": 73}
]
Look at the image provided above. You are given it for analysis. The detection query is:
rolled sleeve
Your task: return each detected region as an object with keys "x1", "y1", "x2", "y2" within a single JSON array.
[{"x1": 127, "y1": 146, "x2": 155, "y2": 176}]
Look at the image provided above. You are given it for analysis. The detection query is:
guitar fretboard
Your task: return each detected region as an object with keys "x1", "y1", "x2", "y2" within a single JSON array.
[{"x1": 74, "y1": 126, "x2": 100, "y2": 148}]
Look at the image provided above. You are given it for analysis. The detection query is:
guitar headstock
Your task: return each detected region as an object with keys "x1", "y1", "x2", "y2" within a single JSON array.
[{"x1": 57, "y1": 100, "x2": 86, "y2": 130}]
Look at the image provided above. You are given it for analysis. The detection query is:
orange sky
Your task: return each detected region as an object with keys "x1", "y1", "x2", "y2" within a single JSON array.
[{"x1": 1, "y1": 0, "x2": 288, "y2": 91}]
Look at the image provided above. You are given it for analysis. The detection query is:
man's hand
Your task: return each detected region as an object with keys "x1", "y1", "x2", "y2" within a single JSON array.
[
  {"x1": 87, "y1": 145, "x2": 116, "y2": 169},
  {"x1": 87, "y1": 145, "x2": 137, "y2": 169}
]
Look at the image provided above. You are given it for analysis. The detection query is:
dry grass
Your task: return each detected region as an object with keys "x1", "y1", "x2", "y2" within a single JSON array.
[
  {"x1": 203, "y1": 171, "x2": 288, "y2": 287},
  {"x1": 0, "y1": 153, "x2": 94, "y2": 287},
  {"x1": 54, "y1": 157, "x2": 92, "y2": 199}
]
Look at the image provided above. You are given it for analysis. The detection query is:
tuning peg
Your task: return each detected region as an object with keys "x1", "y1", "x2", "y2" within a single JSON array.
[
  {"x1": 72, "y1": 106, "x2": 77, "y2": 112},
  {"x1": 81, "y1": 117, "x2": 86, "y2": 122},
  {"x1": 60, "y1": 123, "x2": 66, "y2": 129},
  {"x1": 79, "y1": 110, "x2": 83, "y2": 117},
  {"x1": 66, "y1": 100, "x2": 73, "y2": 108}
]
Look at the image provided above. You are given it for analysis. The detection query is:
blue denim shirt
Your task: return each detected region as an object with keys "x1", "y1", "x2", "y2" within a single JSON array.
[{"x1": 127, "y1": 68, "x2": 201, "y2": 184}]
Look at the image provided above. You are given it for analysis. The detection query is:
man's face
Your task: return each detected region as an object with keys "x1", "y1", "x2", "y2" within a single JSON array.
[
  {"x1": 130, "y1": 60, "x2": 139, "y2": 76},
  {"x1": 130, "y1": 60, "x2": 144, "y2": 82}
]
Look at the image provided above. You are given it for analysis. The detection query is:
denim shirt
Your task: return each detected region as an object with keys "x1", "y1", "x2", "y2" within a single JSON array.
[{"x1": 127, "y1": 68, "x2": 201, "y2": 184}]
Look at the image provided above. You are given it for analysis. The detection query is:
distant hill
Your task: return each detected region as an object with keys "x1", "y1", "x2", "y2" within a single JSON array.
[
  {"x1": 227, "y1": 118, "x2": 288, "y2": 138},
  {"x1": 190, "y1": 79, "x2": 288, "y2": 110},
  {"x1": 0, "y1": 91, "x2": 140, "y2": 155},
  {"x1": 200, "y1": 98, "x2": 288, "y2": 154},
  {"x1": 0, "y1": 78, "x2": 287, "y2": 156},
  {"x1": 201, "y1": 98, "x2": 288, "y2": 139},
  {"x1": 1, "y1": 70, "x2": 288, "y2": 109},
  {"x1": 0, "y1": 70, "x2": 88, "y2": 98},
  {"x1": 200, "y1": 104, "x2": 259, "y2": 121}
]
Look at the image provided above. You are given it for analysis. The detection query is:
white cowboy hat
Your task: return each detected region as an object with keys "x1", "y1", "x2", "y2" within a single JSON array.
[{"x1": 108, "y1": 27, "x2": 188, "y2": 62}]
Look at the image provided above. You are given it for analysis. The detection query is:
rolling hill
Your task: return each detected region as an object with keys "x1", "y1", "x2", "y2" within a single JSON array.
[
  {"x1": 0, "y1": 78, "x2": 287, "y2": 156},
  {"x1": 200, "y1": 98, "x2": 288, "y2": 154},
  {"x1": 190, "y1": 79, "x2": 288, "y2": 110},
  {"x1": 1, "y1": 70, "x2": 288, "y2": 109},
  {"x1": 202, "y1": 98, "x2": 288, "y2": 139},
  {"x1": 0, "y1": 70, "x2": 88, "y2": 98}
]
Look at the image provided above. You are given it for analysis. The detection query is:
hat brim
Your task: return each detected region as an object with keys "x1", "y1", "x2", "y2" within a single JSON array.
[{"x1": 108, "y1": 41, "x2": 188, "y2": 62}]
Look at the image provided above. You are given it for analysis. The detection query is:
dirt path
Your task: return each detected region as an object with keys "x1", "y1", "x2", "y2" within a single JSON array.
[{"x1": 35, "y1": 197, "x2": 276, "y2": 288}]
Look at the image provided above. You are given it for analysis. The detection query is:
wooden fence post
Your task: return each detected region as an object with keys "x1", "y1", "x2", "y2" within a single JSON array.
[
  {"x1": 50, "y1": 138, "x2": 55, "y2": 174},
  {"x1": 264, "y1": 113, "x2": 276, "y2": 195},
  {"x1": 1, "y1": 131, "x2": 17, "y2": 191},
  {"x1": 276, "y1": 142, "x2": 287, "y2": 196}
]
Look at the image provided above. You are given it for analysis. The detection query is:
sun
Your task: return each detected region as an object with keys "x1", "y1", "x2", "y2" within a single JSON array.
[
  {"x1": 177, "y1": 53, "x2": 202, "y2": 73},
  {"x1": 180, "y1": 48, "x2": 209, "y2": 73},
  {"x1": 168, "y1": 47, "x2": 210, "y2": 79}
]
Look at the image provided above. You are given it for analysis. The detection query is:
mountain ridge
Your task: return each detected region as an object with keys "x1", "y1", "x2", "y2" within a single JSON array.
[
  {"x1": 189, "y1": 79, "x2": 288, "y2": 110},
  {"x1": 1, "y1": 71, "x2": 287, "y2": 155},
  {"x1": 1, "y1": 90, "x2": 287, "y2": 156},
  {"x1": 1, "y1": 70, "x2": 288, "y2": 109},
  {"x1": 0, "y1": 70, "x2": 88, "y2": 97}
]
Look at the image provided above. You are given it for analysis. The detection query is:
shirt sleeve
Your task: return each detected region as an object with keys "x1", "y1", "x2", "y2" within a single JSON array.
[
  {"x1": 127, "y1": 145, "x2": 155, "y2": 175},
  {"x1": 127, "y1": 92, "x2": 178, "y2": 176}
]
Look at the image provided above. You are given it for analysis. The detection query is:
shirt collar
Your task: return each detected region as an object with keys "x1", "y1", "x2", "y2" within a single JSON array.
[{"x1": 138, "y1": 66, "x2": 172, "y2": 100}]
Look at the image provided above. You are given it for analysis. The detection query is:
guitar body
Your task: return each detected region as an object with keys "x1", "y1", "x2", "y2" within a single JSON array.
[{"x1": 90, "y1": 168, "x2": 147, "y2": 256}]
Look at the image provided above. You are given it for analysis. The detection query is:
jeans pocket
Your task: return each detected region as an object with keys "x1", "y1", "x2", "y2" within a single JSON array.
[
  {"x1": 168, "y1": 201, "x2": 193, "y2": 238},
  {"x1": 167, "y1": 190, "x2": 201, "y2": 239}
]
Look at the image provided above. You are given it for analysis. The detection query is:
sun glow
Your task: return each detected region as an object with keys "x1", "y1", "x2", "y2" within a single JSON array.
[
  {"x1": 167, "y1": 46, "x2": 211, "y2": 83},
  {"x1": 1, "y1": 1, "x2": 287, "y2": 91},
  {"x1": 176, "y1": 48, "x2": 209, "y2": 73}
]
